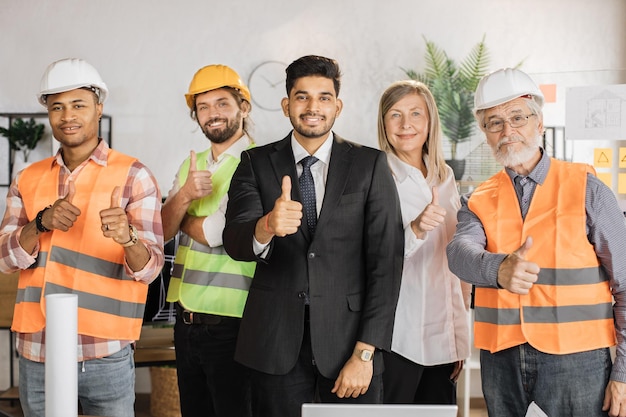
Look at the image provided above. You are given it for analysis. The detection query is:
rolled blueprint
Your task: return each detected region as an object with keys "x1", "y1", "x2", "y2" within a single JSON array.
[{"x1": 45, "y1": 293, "x2": 78, "y2": 417}]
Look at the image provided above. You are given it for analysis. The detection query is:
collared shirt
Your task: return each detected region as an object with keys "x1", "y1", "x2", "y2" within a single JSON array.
[
  {"x1": 165, "y1": 135, "x2": 252, "y2": 247},
  {"x1": 387, "y1": 153, "x2": 471, "y2": 366},
  {"x1": 446, "y1": 149, "x2": 626, "y2": 383},
  {"x1": 0, "y1": 140, "x2": 164, "y2": 362},
  {"x1": 291, "y1": 133, "x2": 333, "y2": 217},
  {"x1": 253, "y1": 132, "x2": 333, "y2": 255}
]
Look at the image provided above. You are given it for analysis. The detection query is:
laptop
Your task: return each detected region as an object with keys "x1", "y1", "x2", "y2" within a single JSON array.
[{"x1": 301, "y1": 403, "x2": 458, "y2": 417}]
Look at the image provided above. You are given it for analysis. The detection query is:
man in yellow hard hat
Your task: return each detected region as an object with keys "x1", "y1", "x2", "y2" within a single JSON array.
[
  {"x1": 162, "y1": 64, "x2": 255, "y2": 417},
  {"x1": 0, "y1": 58, "x2": 165, "y2": 417},
  {"x1": 447, "y1": 67, "x2": 626, "y2": 416}
]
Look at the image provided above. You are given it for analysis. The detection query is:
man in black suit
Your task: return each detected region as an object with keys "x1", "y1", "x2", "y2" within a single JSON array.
[{"x1": 223, "y1": 55, "x2": 404, "y2": 417}]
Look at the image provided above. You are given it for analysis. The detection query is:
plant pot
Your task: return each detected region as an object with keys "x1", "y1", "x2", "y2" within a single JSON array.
[{"x1": 446, "y1": 159, "x2": 466, "y2": 181}]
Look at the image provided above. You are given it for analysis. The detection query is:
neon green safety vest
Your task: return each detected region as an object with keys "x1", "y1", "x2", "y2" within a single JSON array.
[{"x1": 166, "y1": 146, "x2": 256, "y2": 318}]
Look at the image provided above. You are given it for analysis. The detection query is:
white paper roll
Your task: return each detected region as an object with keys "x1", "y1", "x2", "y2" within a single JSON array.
[{"x1": 45, "y1": 293, "x2": 78, "y2": 417}]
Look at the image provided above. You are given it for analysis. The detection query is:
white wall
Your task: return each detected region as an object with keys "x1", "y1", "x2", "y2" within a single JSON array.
[
  {"x1": 1, "y1": 0, "x2": 625, "y2": 398},
  {"x1": 1, "y1": 0, "x2": 625, "y2": 193}
]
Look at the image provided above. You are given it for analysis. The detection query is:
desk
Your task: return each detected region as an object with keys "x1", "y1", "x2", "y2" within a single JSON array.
[
  {"x1": 134, "y1": 324, "x2": 176, "y2": 367},
  {"x1": 0, "y1": 273, "x2": 18, "y2": 404}
]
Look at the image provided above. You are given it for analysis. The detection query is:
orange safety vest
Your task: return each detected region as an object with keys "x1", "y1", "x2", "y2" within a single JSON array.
[
  {"x1": 12, "y1": 151, "x2": 148, "y2": 341},
  {"x1": 468, "y1": 158, "x2": 615, "y2": 354}
]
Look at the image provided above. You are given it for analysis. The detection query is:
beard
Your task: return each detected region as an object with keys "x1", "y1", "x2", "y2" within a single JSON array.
[
  {"x1": 491, "y1": 133, "x2": 541, "y2": 168},
  {"x1": 290, "y1": 112, "x2": 335, "y2": 139},
  {"x1": 201, "y1": 111, "x2": 243, "y2": 144}
]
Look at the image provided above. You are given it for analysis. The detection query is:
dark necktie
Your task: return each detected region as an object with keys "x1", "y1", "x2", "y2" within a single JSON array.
[
  {"x1": 299, "y1": 156, "x2": 319, "y2": 235},
  {"x1": 514, "y1": 175, "x2": 532, "y2": 220}
]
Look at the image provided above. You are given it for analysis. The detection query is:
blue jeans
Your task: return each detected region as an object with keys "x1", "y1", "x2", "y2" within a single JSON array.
[
  {"x1": 480, "y1": 343, "x2": 611, "y2": 417},
  {"x1": 19, "y1": 344, "x2": 135, "y2": 417}
]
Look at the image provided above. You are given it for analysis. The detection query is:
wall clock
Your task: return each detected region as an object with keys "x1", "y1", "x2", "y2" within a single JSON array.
[{"x1": 248, "y1": 61, "x2": 287, "y2": 111}]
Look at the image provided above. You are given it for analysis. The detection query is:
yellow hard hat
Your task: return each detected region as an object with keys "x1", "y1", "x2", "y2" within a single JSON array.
[{"x1": 185, "y1": 65, "x2": 251, "y2": 109}]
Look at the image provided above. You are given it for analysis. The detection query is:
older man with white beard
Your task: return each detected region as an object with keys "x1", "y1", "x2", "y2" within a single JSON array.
[{"x1": 447, "y1": 68, "x2": 626, "y2": 417}]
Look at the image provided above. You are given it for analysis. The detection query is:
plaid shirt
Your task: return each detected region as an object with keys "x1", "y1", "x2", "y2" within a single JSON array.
[{"x1": 0, "y1": 140, "x2": 164, "y2": 362}]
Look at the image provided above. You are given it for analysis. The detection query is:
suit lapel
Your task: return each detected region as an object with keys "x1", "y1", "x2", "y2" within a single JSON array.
[
  {"x1": 318, "y1": 136, "x2": 354, "y2": 230},
  {"x1": 269, "y1": 135, "x2": 298, "y2": 200}
]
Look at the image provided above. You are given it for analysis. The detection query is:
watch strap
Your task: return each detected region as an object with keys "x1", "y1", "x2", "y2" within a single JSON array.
[
  {"x1": 120, "y1": 225, "x2": 138, "y2": 247},
  {"x1": 36, "y1": 206, "x2": 52, "y2": 233}
]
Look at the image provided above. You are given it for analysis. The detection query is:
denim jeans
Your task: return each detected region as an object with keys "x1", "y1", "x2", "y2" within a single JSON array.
[
  {"x1": 480, "y1": 343, "x2": 611, "y2": 417},
  {"x1": 19, "y1": 344, "x2": 135, "y2": 417}
]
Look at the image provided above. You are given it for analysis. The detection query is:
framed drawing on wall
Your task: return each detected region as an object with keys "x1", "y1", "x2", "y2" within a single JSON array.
[{"x1": 0, "y1": 132, "x2": 9, "y2": 186}]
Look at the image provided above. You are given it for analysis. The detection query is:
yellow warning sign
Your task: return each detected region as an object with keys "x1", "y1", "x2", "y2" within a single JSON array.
[
  {"x1": 597, "y1": 172, "x2": 612, "y2": 188},
  {"x1": 620, "y1": 148, "x2": 626, "y2": 169},
  {"x1": 619, "y1": 174, "x2": 626, "y2": 194},
  {"x1": 594, "y1": 148, "x2": 612, "y2": 168}
]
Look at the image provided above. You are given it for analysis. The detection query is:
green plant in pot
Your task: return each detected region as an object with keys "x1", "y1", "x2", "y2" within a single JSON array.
[
  {"x1": 403, "y1": 35, "x2": 490, "y2": 180},
  {"x1": 0, "y1": 117, "x2": 46, "y2": 164}
]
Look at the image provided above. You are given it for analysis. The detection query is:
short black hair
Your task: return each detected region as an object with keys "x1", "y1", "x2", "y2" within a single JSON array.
[{"x1": 285, "y1": 55, "x2": 342, "y2": 97}]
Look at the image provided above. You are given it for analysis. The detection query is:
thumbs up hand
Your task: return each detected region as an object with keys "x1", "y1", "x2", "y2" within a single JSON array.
[
  {"x1": 258, "y1": 176, "x2": 303, "y2": 240},
  {"x1": 180, "y1": 150, "x2": 212, "y2": 203},
  {"x1": 45, "y1": 180, "x2": 81, "y2": 231},
  {"x1": 410, "y1": 186, "x2": 447, "y2": 240},
  {"x1": 100, "y1": 186, "x2": 132, "y2": 245},
  {"x1": 497, "y1": 237, "x2": 540, "y2": 294}
]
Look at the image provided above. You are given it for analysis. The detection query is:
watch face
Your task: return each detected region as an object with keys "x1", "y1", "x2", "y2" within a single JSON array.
[
  {"x1": 248, "y1": 61, "x2": 287, "y2": 111},
  {"x1": 360, "y1": 349, "x2": 373, "y2": 361}
]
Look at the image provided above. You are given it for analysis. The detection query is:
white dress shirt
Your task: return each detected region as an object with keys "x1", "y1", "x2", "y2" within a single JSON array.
[
  {"x1": 387, "y1": 152, "x2": 471, "y2": 366},
  {"x1": 253, "y1": 133, "x2": 333, "y2": 255}
]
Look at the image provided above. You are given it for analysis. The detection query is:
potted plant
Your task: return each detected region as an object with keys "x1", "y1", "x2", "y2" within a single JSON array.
[
  {"x1": 0, "y1": 117, "x2": 46, "y2": 165},
  {"x1": 403, "y1": 35, "x2": 490, "y2": 180}
]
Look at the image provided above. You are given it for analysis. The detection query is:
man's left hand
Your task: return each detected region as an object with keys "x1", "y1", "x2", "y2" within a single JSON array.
[
  {"x1": 100, "y1": 186, "x2": 131, "y2": 244},
  {"x1": 603, "y1": 380, "x2": 626, "y2": 417},
  {"x1": 331, "y1": 355, "x2": 373, "y2": 398}
]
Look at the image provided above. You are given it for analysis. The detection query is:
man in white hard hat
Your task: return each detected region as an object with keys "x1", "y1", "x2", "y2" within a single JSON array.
[
  {"x1": 447, "y1": 67, "x2": 626, "y2": 416},
  {"x1": 161, "y1": 64, "x2": 255, "y2": 417},
  {"x1": 0, "y1": 58, "x2": 164, "y2": 417}
]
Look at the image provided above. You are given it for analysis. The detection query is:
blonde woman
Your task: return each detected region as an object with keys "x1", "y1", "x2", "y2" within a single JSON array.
[{"x1": 377, "y1": 80, "x2": 470, "y2": 405}]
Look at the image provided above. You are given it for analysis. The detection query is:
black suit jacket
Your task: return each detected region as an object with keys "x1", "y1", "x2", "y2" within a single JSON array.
[{"x1": 223, "y1": 133, "x2": 403, "y2": 379}]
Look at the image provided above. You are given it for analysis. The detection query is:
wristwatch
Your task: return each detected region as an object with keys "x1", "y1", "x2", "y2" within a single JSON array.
[
  {"x1": 120, "y1": 225, "x2": 139, "y2": 247},
  {"x1": 354, "y1": 348, "x2": 374, "y2": 362}
]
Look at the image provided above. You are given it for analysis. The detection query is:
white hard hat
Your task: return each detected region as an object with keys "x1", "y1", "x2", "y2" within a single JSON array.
[
  {"x1": 38, "y1": 58, "x2": 108, "y2": 106},
  {"x1": 473, "y1": 68, "x2": 543, "y2": 113}
]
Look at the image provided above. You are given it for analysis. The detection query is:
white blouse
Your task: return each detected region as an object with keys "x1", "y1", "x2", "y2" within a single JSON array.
[{"x1": 387, "y1": 152, "x2": 471, "y2": 366}]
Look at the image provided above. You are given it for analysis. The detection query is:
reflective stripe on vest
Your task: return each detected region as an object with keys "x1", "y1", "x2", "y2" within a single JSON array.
[
  {"x1": 166, "y1": 147, "x2": 256, "y2": 317},
  {"x1": 12, "y1": 151, "x2": 148, "y2": 340},
  {"x1": 468, "y1": 159, "x2": 615, "y2": 354}
]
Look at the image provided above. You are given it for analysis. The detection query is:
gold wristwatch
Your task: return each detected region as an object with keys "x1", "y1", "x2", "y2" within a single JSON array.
[
  {"x1": 354, "y1": 348, "x2": 374, "y2": 362},
  {"x1": 120, "y1": 225, "x2": 139, "y2": 247}
]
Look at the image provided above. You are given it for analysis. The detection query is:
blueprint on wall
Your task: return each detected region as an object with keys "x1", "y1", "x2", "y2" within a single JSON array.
[{"x1": 566, "y1": 84, "x2": 626, "y2": 140}]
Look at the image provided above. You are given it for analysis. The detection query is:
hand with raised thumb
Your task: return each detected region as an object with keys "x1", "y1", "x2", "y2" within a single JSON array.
[
  {"x1": 181, "y1": 150, "x2": 212, "y2": 202},
  {"x1": 410, "y1": 186, "x2": 447, "y2": 240},
  {"x1": 45, "y1": 180, "x2": 81, "y2": 232},
  {"x1": 497, "y1": 236, "x2": 540, "y2": 294},
  {"x1": 100, "y1": 186, "x2": 132, "y2": 244},
  {"x1": 263, "y1": 175, "x2": 302, "y2": 238}
]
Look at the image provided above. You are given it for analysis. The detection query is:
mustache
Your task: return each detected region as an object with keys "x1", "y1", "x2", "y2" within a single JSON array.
[
  {"x1": 300, "y1": 112, "x2": 325, "y2": 120},
  {"x1": 496, "y1": 135, "x2": 524, "y2": 150},
  {"x1": 204, "y1": 118, "x2": 227, "y2": 128}
]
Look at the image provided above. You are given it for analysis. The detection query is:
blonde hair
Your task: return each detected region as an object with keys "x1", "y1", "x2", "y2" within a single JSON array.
[{"x1": 377, "y1": 80, "x2": 448, "y2": 183}]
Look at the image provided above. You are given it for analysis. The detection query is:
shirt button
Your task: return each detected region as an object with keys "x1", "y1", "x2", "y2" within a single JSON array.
[
  {"x1": 308, "y1": 252, "x2": 315, "y2": 259},
  {"x1": 298, "y1": 292, "x2": 307, "y2": 299}
]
